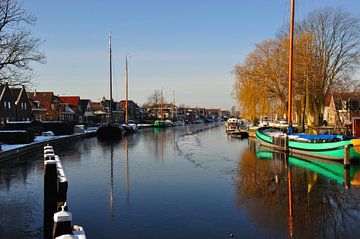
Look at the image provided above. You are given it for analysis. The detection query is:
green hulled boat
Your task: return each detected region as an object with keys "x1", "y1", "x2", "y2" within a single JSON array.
[
  {"x1": 256, "y1": 127, "x2": 360, "y2": 161},
  {"x1": 153, "y1": 120, "x2": 172, "y2": 128}
]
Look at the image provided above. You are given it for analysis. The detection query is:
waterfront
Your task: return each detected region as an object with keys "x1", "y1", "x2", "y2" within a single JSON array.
[{"x1": 1, "y1": 123, "x2": 360, "y2": 238}]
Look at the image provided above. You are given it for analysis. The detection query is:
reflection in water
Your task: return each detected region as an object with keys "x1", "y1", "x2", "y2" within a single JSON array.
[
  {"x1": 4, "y1": 124, "x2": 360, "y2": 238},
  {"x1": 109, "y1": 144, "x2": 114, "y2": 214},
  {"x1": 235, "y1": 144, "x2": 360, "y2": 238},
  {"x1": 125, "y1": 137, "x2": 129, "y2": 203}
]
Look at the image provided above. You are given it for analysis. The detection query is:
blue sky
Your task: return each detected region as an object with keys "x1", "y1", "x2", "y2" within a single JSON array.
[{"x1": 24, "y1": 0, "x2": 360, "y2": 110}]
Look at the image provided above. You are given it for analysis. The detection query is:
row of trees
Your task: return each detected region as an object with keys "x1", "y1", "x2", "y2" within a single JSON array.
[{"x1": 233, "y1": 7, "x2": 360, "y2": 129}]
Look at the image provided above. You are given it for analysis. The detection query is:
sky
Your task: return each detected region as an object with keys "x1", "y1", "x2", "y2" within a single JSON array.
[{"x1": 23, "y1": 0, "x2": 360, "y2": 110}]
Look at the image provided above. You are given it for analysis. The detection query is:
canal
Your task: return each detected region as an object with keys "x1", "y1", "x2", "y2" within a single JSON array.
[{"x1": 1, "y1": 123, "x2": 360, "y2": 238}]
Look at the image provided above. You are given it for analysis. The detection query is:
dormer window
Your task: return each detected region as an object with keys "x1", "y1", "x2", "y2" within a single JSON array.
[{"x1": 34, "y1": 101, "x2": 40, "y2": 108}]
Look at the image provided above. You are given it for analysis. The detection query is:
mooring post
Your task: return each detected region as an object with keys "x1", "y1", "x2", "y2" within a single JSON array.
[
  {"x1": 285, "y1": 136, "x2": 289, "y2": 153},
  {"x1": 344, "y1": 144, "x2": 351, "y2": 168},
  {"x1": 44, "y1": 157, "x2": 58, "y2": 237},
  {"x1": 344, "y1": 167, "x2": 351, "y2": 189},
  {"x1": 53, "y1": 204, "x2": 73, "y2": 238}
]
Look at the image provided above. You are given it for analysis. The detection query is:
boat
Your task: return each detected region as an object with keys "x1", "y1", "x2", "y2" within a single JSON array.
[
  {"x1": 97, "y1": 34, "x2": 124, "y2": 140},
  {"x1": 153, "y1": 89, "x2": 172, "y2": 128},
  {"x1": 255, "y1": 0, "x2": 360, "y2": 161},
  {"x1": 225, "y1": 118, "x2": 249, "y2": 138},
  {"x1": 153, "y1": 119, "x2": 173, "y2": 127},
  {"x1": 256, "y1": 126, "x2": 360, "y2": 160},
  {"x1": 122, "y1": 56, "x2": 137, "y2": 135},
  {"x1": 229, "y1": 130, "x2": 249, "y2": 139},
  {"x1": 225, "y1": 118, "x2": 239, "y2": 133}
]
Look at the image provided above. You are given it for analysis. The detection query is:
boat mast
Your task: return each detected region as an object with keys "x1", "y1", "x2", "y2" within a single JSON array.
[
  {"x1": 109, "y1": 33, "x2": 113, "y2": 124},
  {"x1": 125, "y1": 56, "x2": 129, "y2": 124},
  {"x1": 172, "y1": 90, "x2": 175, "y2": 120},
  {"x1": 287, "y1": 0, "x2": 295, "y2": 129},
  {"x1": 160, "y1": 89, "x2": 164, "y2": 120}
]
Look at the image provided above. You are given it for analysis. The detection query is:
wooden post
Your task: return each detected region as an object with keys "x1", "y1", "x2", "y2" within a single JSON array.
[
  {"x1": 344, "y1": 144, "x2": 351, "y2": 168},
  {"x1": 344, "y1": 167, "x2": 351, "y2": 189},
  {"x1": 44, "y1": 158, "x2": 57, "y2": 238},
  {"x1": 284, "y1": 136, "x2": 289, "y2": 153}
]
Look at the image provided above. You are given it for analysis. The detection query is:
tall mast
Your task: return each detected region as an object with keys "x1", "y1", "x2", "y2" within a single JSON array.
[
  {"x1": 287, "y1": 0, "x2": 295, "y2": 128},
  {"x1": 109, "y1": 33, "x2": 113, "y2": 123},
  {"x1": 172, "y1": 90, "x2": 175, "y2": 120},
  {"x1": 125, "y1": 56, "x2": 129, "y2": 124},
  {"x1": 160, "y1": 89, "x2": 163, "y2": 120}
]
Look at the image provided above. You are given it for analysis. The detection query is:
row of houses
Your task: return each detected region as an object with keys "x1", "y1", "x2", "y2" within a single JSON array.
[
  {"x1": 0, "y1": 83, "x2": 144, "y2": 127},
  {"x1": 0, "y1": 83, "x2": 229, "y2": 127}
]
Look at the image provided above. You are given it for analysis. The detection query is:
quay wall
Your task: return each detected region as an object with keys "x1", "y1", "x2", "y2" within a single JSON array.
[{"x1": 0, "y1": 132, "x2": 97, "y2": 162}]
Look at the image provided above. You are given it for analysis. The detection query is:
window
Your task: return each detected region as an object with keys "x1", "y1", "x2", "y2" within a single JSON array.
[
  {"x1": 8, "y1": 102, "x2": 11, "y2": 109},
  {"x1": 4, "y1": 101, "x2": 6, "y2": 108},
  {"x1": 24, "y1": 103, "x2": 27, "y2": 110}
]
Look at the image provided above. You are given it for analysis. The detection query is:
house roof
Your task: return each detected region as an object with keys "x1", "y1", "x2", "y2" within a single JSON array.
[
  {"x1": 91, "y1": 102, "x2": 106, "y2": 114},
  {"x1": 119, "y1": 100, "x2": 139, "y2": 108},
  {"x1": 78, "y1": 99, "x2": 91, "y2": 114},
  {"x1": 10, "y1": 88, "x2": 22, "y2": 103},
  {"x1": 324, "y1": 94, "x2": 332, "y2": 107},
  {"x1": 0, "y1": 83, "x2": 9, "y2": 100},
  {"x1": 59, "y1": 96, "x2": 80, "y2": 113},
  {"x1": 27, "y1": 92, "x2": 54, "y2": 110}
]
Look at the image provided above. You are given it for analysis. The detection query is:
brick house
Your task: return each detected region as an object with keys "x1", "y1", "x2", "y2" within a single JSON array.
[
  {"x1": 27, "y1": 91, "x2": 63, "y2": 121},
  {"x1": 119, "y1": 100, "x2": 141, "y2": 121},
  {"x1": 0, "y1": 83, "x2": 16, "y2": 126},
  {"x1": 59, "y1": 96, "x2": 81, "y2": 123},
  {"x1": 323, "y1": 92, "x2": 360, "y2": 126},
  {"x1": 10, "y1": 85, "x2": 32, "y2": 121}
]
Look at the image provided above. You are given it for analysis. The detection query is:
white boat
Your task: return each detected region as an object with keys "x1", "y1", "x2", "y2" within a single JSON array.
[{"x1": 225, "y1": 118, "x2": 239, "y2": 133}]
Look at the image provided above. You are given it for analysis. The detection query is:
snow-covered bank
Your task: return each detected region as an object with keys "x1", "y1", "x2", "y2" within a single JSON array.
[{"x1": 0, "y1": 131, "x2": 96, "y2": 162}]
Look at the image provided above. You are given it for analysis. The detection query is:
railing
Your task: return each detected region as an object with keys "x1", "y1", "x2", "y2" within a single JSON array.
[{"x1": 43, "y1": 145, "x2": 86, "y2": 239}]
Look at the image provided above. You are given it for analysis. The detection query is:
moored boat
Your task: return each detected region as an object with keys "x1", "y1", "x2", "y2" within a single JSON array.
[
  {"x1": 97, "y1": 123, "x2": 124, "y2": 140},
  {"x1": 225, "y1": 118, "x2": 239, "y2": 133},
  {"x1": 256, "y1": 126, "x2": 360, "y2": 161},
  {"x1": 153, "y1": 119, "x2": 173, "y2": 128},
  {"x1": 97, "y1": 34, "x2": 123, "y2": 140},
  {"x1": 229, "y1": 130, "x2": 249, "y2": 139}
]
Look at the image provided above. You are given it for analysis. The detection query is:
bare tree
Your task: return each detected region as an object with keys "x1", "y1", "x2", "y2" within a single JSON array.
[
  {"x1": 0, "y1": 0, "x2": 46, "y2": 87},
  {"x1": 297, "y1": 7, "x2": 360, "y2": 123}
]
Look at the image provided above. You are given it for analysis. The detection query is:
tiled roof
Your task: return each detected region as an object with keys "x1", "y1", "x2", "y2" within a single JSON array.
[
  {"x1": 27, "y1": 92, "x2": 54, "y2": 110},
  {"x1": 59, "y1": 96, "x2": 80, "y2": 113}
]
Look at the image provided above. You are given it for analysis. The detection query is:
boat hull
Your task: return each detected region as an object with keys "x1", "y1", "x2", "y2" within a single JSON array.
[
  {"x1": 229, "y1": 130, "x2": 249, "y2": 139},
  {"x1": 153, "y1": 120, "x2": 172, "y2": 128},
  {"x1": 256, "y1": 127, "x2": 360, "y2": 161},
  {"x1": 97, "y1": 124, "x2": 124, "y2": 140}
]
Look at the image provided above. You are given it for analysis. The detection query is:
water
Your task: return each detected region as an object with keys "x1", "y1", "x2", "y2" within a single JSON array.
[{"x1": 1, "y1": 123, "x2": 360, "y2": 238}]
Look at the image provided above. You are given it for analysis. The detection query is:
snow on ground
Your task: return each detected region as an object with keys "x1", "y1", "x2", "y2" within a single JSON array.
[{"x1": 1, "y1": 135, "x2": 68, "y2": 152}]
